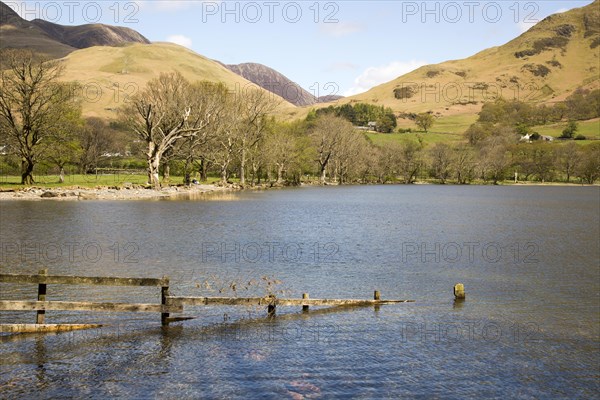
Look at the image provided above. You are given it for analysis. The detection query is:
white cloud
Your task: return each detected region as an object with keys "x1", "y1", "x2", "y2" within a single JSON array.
[
  {"x1": 167, "y1": 35, "x2": 193, "y2": 48},
  {"x1": 319, "y1": 22, "x2": 365, "y2": 37},
  {"x1": 344, "y1": 60, "x2": 427, "y2": 96}
]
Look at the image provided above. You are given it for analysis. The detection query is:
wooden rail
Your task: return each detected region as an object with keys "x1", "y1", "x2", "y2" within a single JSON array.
[
  {"x1": 168, "y1": 296, "x2": 413, "y2": 307},
  {"x1": 0, "y1": 269, "x2": 174, "y2": 330},
  {"x1": 0, "y1": 301, "x2": 180, "y2": 313},
  {"x1": 1, "y1": 270, "x2": 414, "y2": 333},
  {"x1": 0, "y1": 273, "x2": 169, "y2": 287}
]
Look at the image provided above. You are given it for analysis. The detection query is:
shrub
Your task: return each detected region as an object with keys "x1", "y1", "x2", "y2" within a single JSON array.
[{"x1": 393, "y1": 86, "x2": 416, "y2": 100}]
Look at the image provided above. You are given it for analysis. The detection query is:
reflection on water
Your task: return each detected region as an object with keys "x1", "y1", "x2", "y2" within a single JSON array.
[
  {"x1": 166, "y1": 189, "x2": 250, "y2": 202},
  {"x1": 0, "y1": 185, "x2": 599, "y2": 398}
]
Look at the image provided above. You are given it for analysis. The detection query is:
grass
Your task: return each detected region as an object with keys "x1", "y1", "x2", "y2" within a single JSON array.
[
  {"x1": 58, "y1": 43, "x2": 295, "y2": 119},
  {"x1": 432, "y1": 114, "x2": 478, "y2": 134},
  {"x1": 367, "y1": 131, "x2": 465, "y2": 147},
  {"x1": 531, "y1": 119, "x2": 600, "y2": 143},
  {"x1": 0, "y1": 174, "x2": 223, "y2": 190}
]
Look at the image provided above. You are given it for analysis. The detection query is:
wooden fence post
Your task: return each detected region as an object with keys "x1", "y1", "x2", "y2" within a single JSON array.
[
  {"x1": 374, "y1": 290, "x2": 381, "y2": 301},
  {"x1": 454, "y1": 283, "x2": 465, "y2": 300},
  {"x1": 302, "y1": 293, "x2": 309, "y2": 312},
  {"x1": 267, "y1": 294, "x2": 276, "y2": 317},
  {"x1": 36, "y1": 269, "x2": 48, "y2": 324},
  {"x1": 161, "y1": 276, "x2": 170, "y2": 326}
]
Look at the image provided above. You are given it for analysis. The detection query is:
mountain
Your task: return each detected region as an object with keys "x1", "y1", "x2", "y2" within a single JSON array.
[
  {"x1": 316, "y1": 0, "x2": 600, "y2": 120},
  {"x1": 0, "y1": 0, "x2": 149, "y2": 60},
  {"x1": 225, "y1": 62, "x2": 343, "y2": 107},
  {"x1": 30, "y1": 19, "x2": 150, "y2": 49},
  {"x1": 226, "y1": 63, "x2": 316, "y2": 107},
  {"x1": 55, "y1": 43, "x2": 294, "y2": 119}
]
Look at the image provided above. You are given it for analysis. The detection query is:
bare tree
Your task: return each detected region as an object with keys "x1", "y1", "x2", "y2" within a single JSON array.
[
  {"x1": 0, "y1": 50, "x2": 80, "y2": 184},
  {"x1": 206, "y1": 91, "x2": 244, "y2": 184},
  {"x1": 333, "y1": 129, "x2": 368, "y2": 184},
  {"x1": 575, "y1": 143, "x2": 600, "y2": 184},
  {"x1": 452, "y1": 144, "x2": 476, "y2": 184},
  {"x1": 429, "y1": 143, "x2": 452, "y2": 183},
  {"x1": 176, "y1": 82, "x2": 230, "y2": 184},
  {"x1": 121, "y1": 72, "x2": 217, "y2": 189},
  {"x1": 398, "y1": 140, "x2": 423, "y2": 184},
  {"x1": 479, "y1": 138, "x2": 510, "y2": 184},
  {"x1": 236, "y1": 87, "x2": 280, "y2": 186},
  {"x1": 309, "y1": 115, "x2": 352, "y2": 184},
  {"x1": 555, "y1": 142, "x2": 580, "y2": 183}
]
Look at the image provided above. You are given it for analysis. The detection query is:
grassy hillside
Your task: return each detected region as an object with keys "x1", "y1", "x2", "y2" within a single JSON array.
[
  {"x1": 356, "y1": 2, "x2": 597, "y2": 113},
  {"x1": 58, "y1": 43, "x2": 295, "y2": 119},
  {"x1": 305, "y1": 1, "x2": 599, "y2": 122}
]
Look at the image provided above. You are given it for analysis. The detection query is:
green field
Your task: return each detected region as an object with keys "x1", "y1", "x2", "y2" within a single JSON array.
[
  {"x1": 367, "y1": 131, "x2": 465, "y2": 147},
  {"x1": 531, "y1": 119, "x2": 600, "y2": 142}
]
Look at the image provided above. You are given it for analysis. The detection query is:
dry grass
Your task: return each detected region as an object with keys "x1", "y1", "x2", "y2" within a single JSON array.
[{"x1": 57, "y1": 42, "x2": 295, "y2": 119}]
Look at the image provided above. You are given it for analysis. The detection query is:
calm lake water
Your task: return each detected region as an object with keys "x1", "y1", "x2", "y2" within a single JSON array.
[{"x1": 1, "y1": 185, "x2": 599, "y2": 399}]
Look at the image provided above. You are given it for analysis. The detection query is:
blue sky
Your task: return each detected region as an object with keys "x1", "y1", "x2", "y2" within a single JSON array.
[{"x1": 8, "y1": 1, "x2": 595, "y2": 96}]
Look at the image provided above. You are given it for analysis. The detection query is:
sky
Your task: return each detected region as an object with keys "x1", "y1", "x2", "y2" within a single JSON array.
[{"x1": 7, "y1": 0, "x2": 596, "y2": 97}]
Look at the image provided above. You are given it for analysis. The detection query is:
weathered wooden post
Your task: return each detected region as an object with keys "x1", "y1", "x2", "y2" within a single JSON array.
[
  {"x1": 36, "y1": 269, "x2": 48, "y2": 324},
  {"x1": 302, "y1": 293, "x2": 309, "y2": 312},
  {"x1": 454, "y1": 283, "x2": 465, "y2": 300},
  {"x1": 161, "y1": 276, "x2": 170, "y2": 326},
  {"x1": 373, "y1": 290, "x2": 381, "y2": 312},
  {"x1": 267, "y1": 294, "x2": 276, "y2": 317}
]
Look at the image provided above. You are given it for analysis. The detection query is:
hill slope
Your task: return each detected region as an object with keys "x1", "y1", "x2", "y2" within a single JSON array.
[
  {"x1": 58, "y1": 43, "x2": 294, "y2": 119},
  {"x1": 316, "y1": 1, "x2": 599, "y2": 119},
  {"x1": 226, "y1": 63, "x2": 317, "y2": 107}
]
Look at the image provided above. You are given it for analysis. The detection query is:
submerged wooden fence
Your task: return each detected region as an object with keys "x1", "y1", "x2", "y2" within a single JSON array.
[{"x1": 0, "y1": 270, "x2": 413, "y2": 333}]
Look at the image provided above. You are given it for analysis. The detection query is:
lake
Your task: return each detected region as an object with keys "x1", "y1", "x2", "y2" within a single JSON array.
[{"x1": 1, "y1": 185, "x2": 599, "y2": 399}]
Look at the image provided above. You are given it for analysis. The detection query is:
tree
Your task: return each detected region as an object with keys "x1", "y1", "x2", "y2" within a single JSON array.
[
  {"x1": 576, "y1": 143, "x2": 600, "y2": 184},
  {"x1": 428, "y1": 143, "x2": 452, "y2": 183},
  {"x1": 479, "y1": 138, "x2": 510, "y2": 184},
  {"x1": 398, "y1": 140, "x2": 423, "y2": 184},
  {"x1": 175, "y1": 82, "x2": 230, "y2": 183},
  {"x1": 121, "y1": 72, "x2": 217, "y2": 188},
  {"x1": 415, "y1": 113, "x2": 434, "y2": 133},
  {"x1": 452, "y1": 144, "x2": 476, "y2": 184},
  {"x1": 45, "y1": 108, "x2": 84, "y2": 183},
  {"x1": 205, "y1": 89, "x2": 244, "y2": 184},
  {"x1": 530, "y1": 144, "x2": 555, "y2": 182},
  {"x1": 333, "y1": 128, "x2": 368, "y2": 184},
  {"x1": 77, "y1": 118, "x2": 118, "y2": 174},
  {"x1": 465, "y1": 122, "x2": 492, "y2": 145},
  {"x1": 560, "y1": 121, "x2": 578, "y2": 139},
  {"x1": 236, "y1": 87, "x2": 280, "y2": 186},
  {"x1": 309, "y1": 115, "x2": 352, "y2": 184},
  {"x1": 555, "y1": 142, "x2": 579, "y2": 182},
  {"x1": 264, "y1": 120, "x2": 306, "y2": 185},
  {"x1": 0, "y1": 50, "x2": 80, "y2": 184}
]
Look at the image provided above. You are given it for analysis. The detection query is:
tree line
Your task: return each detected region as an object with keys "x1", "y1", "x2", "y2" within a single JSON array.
[{"x1": 1, "y1": 51, "x2": 598, "y2": 186}]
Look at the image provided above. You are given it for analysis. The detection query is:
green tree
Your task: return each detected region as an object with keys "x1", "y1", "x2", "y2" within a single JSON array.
[
  {"x1": 560, "y1": 121, "x2": 578, "y2": 139},
  {"x1": 415, "y1": 113, "x2": 434, "y2": 133}
]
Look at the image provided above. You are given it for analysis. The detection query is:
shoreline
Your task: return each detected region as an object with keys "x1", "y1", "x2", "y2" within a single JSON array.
[
  {"x1": 0, "y1": 180, "x2": 596, "y2": 201},
  {"x1": 0, "y1": 184, "x2": 232, "y2": 201}
]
